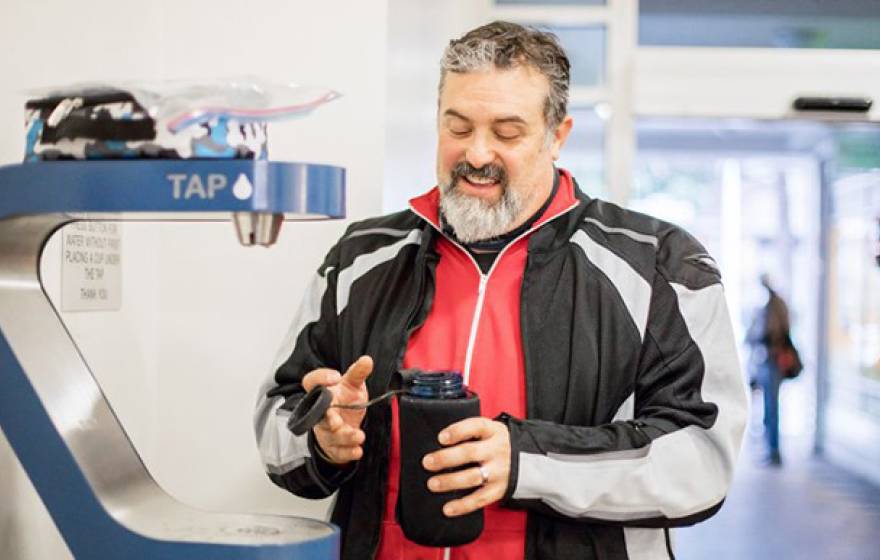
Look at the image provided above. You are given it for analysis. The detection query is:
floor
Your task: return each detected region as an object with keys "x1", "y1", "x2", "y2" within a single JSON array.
[{"x1": 674, "y1": 391, "x2": 880, "y2": 559}]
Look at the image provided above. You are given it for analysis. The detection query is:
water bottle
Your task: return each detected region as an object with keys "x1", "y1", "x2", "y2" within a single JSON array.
[{"x1": 397, "y1": 370, "x2": 483, "y2": 546}]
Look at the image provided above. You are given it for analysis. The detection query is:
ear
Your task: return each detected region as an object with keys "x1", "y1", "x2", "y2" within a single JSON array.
[{"x1": 549, "y1": 115, "x2": 574, "y2": 161}]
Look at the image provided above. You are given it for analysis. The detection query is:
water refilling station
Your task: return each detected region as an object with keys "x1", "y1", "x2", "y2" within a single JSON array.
[{"x1": 0, "y1": 157, "x2": 344, "y2": 558}]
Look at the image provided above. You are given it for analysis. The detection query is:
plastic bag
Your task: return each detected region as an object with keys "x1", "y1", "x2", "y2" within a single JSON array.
[
  {"x1": 127, "y1": 77, "x2": 339, "y2": 132},
  {"x1": 24, "y1": 78, "x2": 339, "y2": 161}
]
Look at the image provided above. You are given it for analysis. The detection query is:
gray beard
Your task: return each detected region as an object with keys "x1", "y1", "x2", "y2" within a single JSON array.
[{"x1": 439, "y1": 180, "x2": 528, "y2": 243}]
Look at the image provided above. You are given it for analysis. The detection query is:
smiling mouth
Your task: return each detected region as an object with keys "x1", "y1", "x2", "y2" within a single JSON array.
[
  {"x1": 448, "y1": 161, "x2": 507, "y2": 193},
  {"x1": 460, "y1": 175, "x2": 500, "y2": 189}
]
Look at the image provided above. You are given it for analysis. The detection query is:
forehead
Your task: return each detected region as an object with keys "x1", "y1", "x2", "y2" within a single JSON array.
[{"x1": 439, "y1": 65, "x2": 548, "y2": 122}]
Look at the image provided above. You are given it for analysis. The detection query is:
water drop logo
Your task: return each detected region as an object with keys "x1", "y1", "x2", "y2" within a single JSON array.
[{"x1": 232, "y1": 174, "x2": 254, "y2": 200}]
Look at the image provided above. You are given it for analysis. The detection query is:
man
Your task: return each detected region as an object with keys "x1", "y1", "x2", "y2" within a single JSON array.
[
  {"x1": 255, "y1": 21, "x2": 748, "y2": 559},
  {"x1": 746, "y1": 273, "x2": 794, "y2": 466}
]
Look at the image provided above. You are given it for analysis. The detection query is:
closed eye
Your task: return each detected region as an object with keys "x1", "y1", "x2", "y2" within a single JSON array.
[
  {"x1": 495, "y1": 131, "x2": 520, "y2": 141},
  {"x1": 494, "y1": 124, "x2": 524, "y2": 141}
]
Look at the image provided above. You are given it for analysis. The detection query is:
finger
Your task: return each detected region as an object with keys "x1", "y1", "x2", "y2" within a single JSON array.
[
  {"x1": 438, "y1": 417, "x2": 495, "y2": 446},
  {"x1": 331, "y1": 426, "x2": 365, "y2": 447},
  {"x1": 302, "y1": 368, "x2": 342, "y2": 392},
  {"x1": 326, "y1": 444, "x2": 363, "y2": 463},
  {"x1": 316, "y1": 423, "x2": 365, "y2": 447},
  {"x1": 315, "y1": 437, "x2": 363, "y2": 464},
  {"x1": 428, "y1": 465, "x2": 485, "y2": 493},
  {"x1": 423, "y1": 440, "x2": 487, "y2": 472},
  {"x1": 442, "y1": 482, "x2": 503, "y2": 517},
  {"x1": 341, "y1": 356, "x2": 374, "y2": 389},
  {"x1": 320, "y1": 408, "x2": 345, "y2": 432}
]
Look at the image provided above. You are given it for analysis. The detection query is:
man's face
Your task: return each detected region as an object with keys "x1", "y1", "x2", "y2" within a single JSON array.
[{"x1": 436, "y1": 64, "x2": 571, "y2": 242}]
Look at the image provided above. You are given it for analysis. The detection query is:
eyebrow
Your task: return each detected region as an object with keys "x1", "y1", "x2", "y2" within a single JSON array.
[{"x1": 443, "y1": 109, "x2": 528, "y2": 126}]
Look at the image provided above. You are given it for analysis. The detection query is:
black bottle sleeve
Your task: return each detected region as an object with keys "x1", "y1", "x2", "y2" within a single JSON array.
[{"x1": 397, "y1": 392, "x2": 484, "y2": 547}]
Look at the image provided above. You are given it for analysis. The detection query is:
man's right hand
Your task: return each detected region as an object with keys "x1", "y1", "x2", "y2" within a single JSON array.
[{"x1": 301, "y1": 355, "x2": 373, "y2": 465}]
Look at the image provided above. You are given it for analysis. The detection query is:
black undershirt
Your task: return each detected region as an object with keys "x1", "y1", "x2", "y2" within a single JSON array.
[{"x1": 442, "y1": 169, "x2": 560, "y2": 274}]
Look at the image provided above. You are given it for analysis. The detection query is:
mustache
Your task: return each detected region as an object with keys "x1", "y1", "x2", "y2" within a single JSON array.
[{"x1": 449, "y1": 161, "x2": 508, "y2": 186}]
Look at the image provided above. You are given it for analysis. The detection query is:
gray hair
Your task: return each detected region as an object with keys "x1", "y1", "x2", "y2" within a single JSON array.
[{"x1": 439, "y1": 21, "x2": 571, "y2": 130}]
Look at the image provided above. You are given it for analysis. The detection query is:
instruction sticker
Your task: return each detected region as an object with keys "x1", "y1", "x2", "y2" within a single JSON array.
[{"x1": 61, "y1": 222, "x2": 122, "y2": 312}]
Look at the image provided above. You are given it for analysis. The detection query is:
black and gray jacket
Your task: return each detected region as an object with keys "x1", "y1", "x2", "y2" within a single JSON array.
[{"x1": 254, "y1": 178, "x2": 749, "y2": 559}]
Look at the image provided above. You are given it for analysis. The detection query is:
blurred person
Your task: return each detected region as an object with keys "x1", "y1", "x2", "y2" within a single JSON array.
[
  {"x1": 255, "y1": 21, "x2": 748, "y2": 559},
  {"x1": 746, "y1": 273, "x2": 792, "y2": 466}
]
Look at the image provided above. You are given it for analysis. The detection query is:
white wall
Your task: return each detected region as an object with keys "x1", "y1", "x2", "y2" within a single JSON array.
[
  {"x1": 383, "y1": 0, "x2": 491, "y2": 212},
  {"x1": 0, "y1": 1, "x2": 387, "y2": 558}
]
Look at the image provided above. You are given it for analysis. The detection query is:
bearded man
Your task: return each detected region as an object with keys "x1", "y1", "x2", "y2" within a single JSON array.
[{"x1": 255, "y1": 21, "x2": 747, "y2": 560}]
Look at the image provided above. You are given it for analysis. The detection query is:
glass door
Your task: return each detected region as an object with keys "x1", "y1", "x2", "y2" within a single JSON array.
[
  {"x1": 825, "y1": 129, "x2": 880, "y2": 480},
  {"x1": 629, "y1": 119, "x2": 827, "y2": 456}
]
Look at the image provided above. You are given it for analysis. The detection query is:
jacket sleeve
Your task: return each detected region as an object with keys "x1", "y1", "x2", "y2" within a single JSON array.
[
  {"x1": 253, "y1": 239, "x2": 357, "y2": 499},
  {"x1": 499, "y1": 231, "x2": 749, "y2": 527}
]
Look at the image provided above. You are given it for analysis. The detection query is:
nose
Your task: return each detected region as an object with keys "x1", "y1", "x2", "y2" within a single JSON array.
[{"x1": 464, "y1": 133, "x2": 495, "y2": 169}]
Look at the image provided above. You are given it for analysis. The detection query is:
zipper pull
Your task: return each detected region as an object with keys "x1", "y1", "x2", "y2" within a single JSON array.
[{"x1": 478, "y1": 275, "x2": 488, "y2": 295}]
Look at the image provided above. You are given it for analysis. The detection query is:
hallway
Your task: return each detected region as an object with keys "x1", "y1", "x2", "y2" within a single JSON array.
[{"x1": 676, "y1": 393, "x2": 880, "y2": 559}]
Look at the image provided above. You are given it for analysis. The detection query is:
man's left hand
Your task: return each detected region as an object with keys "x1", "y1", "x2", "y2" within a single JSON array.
[{"x1": 422, "y1": 417, "x2": 510, "y2": 517}]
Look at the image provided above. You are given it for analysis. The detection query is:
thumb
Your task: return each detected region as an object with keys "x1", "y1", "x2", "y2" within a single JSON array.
[{"x1": 342, "y1": 355, "x2": 373, "y2": 388}]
